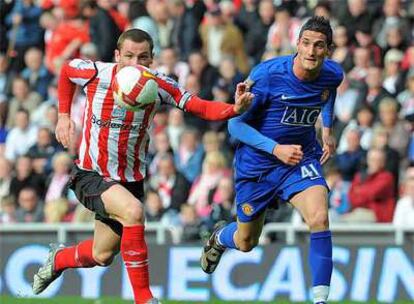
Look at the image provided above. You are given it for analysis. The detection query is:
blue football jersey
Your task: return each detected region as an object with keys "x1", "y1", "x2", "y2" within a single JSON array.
[{"x1": 234, "y1": 55, "x2": 344, "y2": 177}]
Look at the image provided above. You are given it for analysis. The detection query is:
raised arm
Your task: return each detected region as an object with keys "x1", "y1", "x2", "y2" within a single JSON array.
[{"x1": 154, "y1": 72, "x2": 253, "y2": 120}]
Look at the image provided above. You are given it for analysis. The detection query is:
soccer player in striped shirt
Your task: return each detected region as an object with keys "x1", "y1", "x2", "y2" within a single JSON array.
[{"x1": 32, "y1": 29, "x2": 253, "y2": 304}]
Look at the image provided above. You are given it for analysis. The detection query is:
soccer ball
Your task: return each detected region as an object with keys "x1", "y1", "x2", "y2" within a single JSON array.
[{"x1": 112, "y1": 65, "x2": 158, "y2": 111}]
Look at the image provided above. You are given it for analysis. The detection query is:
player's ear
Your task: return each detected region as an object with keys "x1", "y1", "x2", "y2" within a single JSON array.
[{"x1": 114, "y1": 49, "x2": 120, "y2": 63}]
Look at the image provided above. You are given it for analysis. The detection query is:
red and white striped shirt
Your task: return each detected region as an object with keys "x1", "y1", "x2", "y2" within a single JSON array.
[{"x1": 59, "y1": 59, "x2": 237, "y2": 182}]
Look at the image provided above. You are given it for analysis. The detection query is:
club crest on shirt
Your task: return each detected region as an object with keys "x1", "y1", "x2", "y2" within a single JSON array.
[
  {"x1": 241, "y1": 203, "x2": 254, "y2": 216},
  {"x1": 321, "y1": 89, "x2": 330, "y2": 101},
  {"x1": 112, "y1": 105, "x2": 127, "y2": 119}
]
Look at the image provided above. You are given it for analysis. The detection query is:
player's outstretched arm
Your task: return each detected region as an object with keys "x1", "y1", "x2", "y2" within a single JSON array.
[
  {"x1": 155, "y1": 73, "x2": 253, "y2": 120},
  {"x1": 228, "y1": 116, "x2": 303, "y2": 165},
  {"x1": 184, "y1": 86, "x2": 253, "y2": 121}
]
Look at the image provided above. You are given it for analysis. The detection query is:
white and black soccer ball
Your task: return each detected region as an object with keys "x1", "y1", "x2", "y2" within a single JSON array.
[{"x1": 112, "y1": 65, "x2": 158, "y2": 111}]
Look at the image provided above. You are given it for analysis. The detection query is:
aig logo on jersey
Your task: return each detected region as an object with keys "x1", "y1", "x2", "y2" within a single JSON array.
[{"x1": 281, "y1": 106, "x2": 321, "y2": 127}]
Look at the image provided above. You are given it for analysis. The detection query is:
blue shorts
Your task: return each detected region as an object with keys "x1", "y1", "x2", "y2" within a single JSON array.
[{"x1": 234, "y1": 156, "x2": 328, "y2": 222}]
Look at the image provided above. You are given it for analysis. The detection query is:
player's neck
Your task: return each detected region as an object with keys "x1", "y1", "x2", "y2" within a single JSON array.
[{"x1": 293, "y1": 58, "x2": 321, "y2": 81}]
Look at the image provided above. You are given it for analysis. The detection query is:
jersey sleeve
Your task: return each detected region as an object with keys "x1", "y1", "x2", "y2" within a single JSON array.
[
  {"x1": 154, "y1": 71, "x2": 238, "y2": 120},
  {"x1": 322, "y1": 70, "x2": 344, "y2": 128},
  {"x1": 321, "y1": 89, "x2": 336, "y2": 128},
  {"x1": 58, "y1": 59, "x2": 98, "y2": 114},
  {"x1": 239, "y1": 63, "x2": 270, "y2": 121},
  {"x1": 155, "y1": 72, "x2": 192, "y2": 109},
  {"x1": 228, "y1": 63, "x2": 277, "y2": 155}
]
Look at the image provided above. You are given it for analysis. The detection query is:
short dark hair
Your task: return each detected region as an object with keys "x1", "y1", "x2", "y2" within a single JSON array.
[
  {"x1": 117, "y1": 29, "x2": 154, "y2": 54},
  {"x1": 299, "y1": 16, "x2": 333, "y2": 47}
]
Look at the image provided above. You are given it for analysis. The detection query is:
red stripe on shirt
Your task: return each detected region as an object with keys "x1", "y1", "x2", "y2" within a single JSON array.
[
  {"x1": 81, "y1": 79, "x2": 99, "y2": 170},
  {"x1": 117, "y1": 110, "x2": 134, "y2": 181},
  {"x1": 133, "y1": 104, "x2": 155, "y2": 181},
  {"x1": 96, "y1": 67, "x2": 117, "y2": 177}
]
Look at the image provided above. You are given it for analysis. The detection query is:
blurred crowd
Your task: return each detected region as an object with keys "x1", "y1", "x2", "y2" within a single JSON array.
[{"x1": 1, "y1": 0, "x2": 414, "y2": 243}]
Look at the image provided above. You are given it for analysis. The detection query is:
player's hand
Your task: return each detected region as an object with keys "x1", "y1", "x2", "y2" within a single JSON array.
[
  {"x1": 273, "y1": 144, "x2": 303, "y2": 165},
  {"x1": 233, "y1": 82, "x2": 254, "y2": 114},
  {"x1": 320, "y1": 133, "x2": 336, "y2": 165},
  {"x1": 55, "y1": 114, "x2": 76, "y2": 149}
]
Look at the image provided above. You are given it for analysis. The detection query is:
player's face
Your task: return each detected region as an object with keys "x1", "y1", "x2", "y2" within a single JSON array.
[
  {"x1": 115, "y1": 39, "x2": 153, "y2": 69},
  {"x1": 296, "y1": 30, "x2": 329, "y2": 72}
]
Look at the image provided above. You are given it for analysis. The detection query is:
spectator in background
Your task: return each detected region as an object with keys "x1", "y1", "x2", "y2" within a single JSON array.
[
  {"x1": 393, "y1": 167, "x2": 414, "y2": 227},
  {"x1": 5, "y1": 0, "x2": 43, "y2": 72},
  {"x1": 130, "y1": 0, "x2": 161, "y2": 56},
  {"x1": 6, "y1": 77, "x2": 42, "y2": 129},
  {"x1": 157, "y1": 47, "x2": 190, "y2": 86},
  {"x1": 175, "y1": 128, "x2": 204, "y2": 183},
  {"x1": 234, "y1": 0, "x2": 259, "y2": 35},
  {"x1": 188, "y1": 51, "x2": 219, "y2": 100},
  {"x1": 167, "y1": 108, "x2": 185, "y2": 153},
  {"x1": 167, "y1": 0, "x2": 199, "y2": 61},
  {"x1": 148, "y1": 131, "x2": 173, "y2": 176},
  {"x1": 337, "y1": 0, "x2": 374, "y2": 43},
  {"x1": 200, "y1": 6, "x2": 249, "y2": 74},
  {"x1": 370, "y1": 126, "x2": 400, "y2": 187},
  {"x1": 188, "y1": 151, "x2": 229, "y2": 218},
  {"x1": 373, "y1": 0, "x2": 410, "y2": 50},
  {"x1": 338, "y1": 106, "x2": 374, "y2": 153},
  {"x1": 217, "y1": 56, "x2": 244, "y2": 98},
  {"x1": 383, "y1": 26, "x2": 408, "y2": 54},
  {"x1": 331, "y1": 25, "x2": 353, "y2": 72},
  {"x1": 334, "y1": 128, "x2": 366, "y2": 182},
  {"x1": 375, "y1": 97, "x2": 410, "y2": 157},
  {"x1": 326, "y1": 167, "x2": 351, "y2": 221},
  {"x1": 21, "y1": 47, "x2": 53, "y2": 99},
  {"x1": 348, "y1": 47, "x2": 370, "y2": 85},
  {"x1": 5, "y1": 109, "x2": 38, "y2": 162},
  {"x1": 244, "y1": 0, "x2": 274, "y2": 65},
  {"x1": 354, "y1": 66, "x2": 392, "y2": 118},
  {"x1": 179, "y1": 203, "x2": 202, "y2": 242},
  {"x1": 27, "y1": 127, "x2": 62, "y2": 175},
  {"x1": 383, "y1": 48, "x2": 405, "y2": 95},
  {"x1": 31, "y1": 80, "x2": 59, "y2": 128},
  {"x1": 334, "y1": 76, "x2": 359, "y2": 130},
  {"x1": 0, "y1": 195, "x2": 16, "y2": 223},
  {"x1": 144, "y1": 189, "x2": 165, "y2": 222},
  {"x1": 0, "y1": 53, "x2": 12, "y2": 97},
  {"x1": 0, "y1": 157, "x2": 12, "y2": 201},
  {"x1": 44, "y1": 198, "x2": 69, "y2": 223},
  {"x1": 353, "y1": 26, "x2": 382, "y2": 67},
  {"x1": 80, "y1": 0, "x2": 121, "y2": 62},
  {"x1": 44, "y1": 152, "x2": 72, "y2": 204},
  {"x1": 265, "y1": 4, "x2": 299, "y2": 58},
  {"x1": 42, "y1": 11, "x2": 89, "y2": 74},
  {"x1": 397, "y1": 70, "x2": 414, "y2": 118},
  {"x1": 347, "y1": 148, "x2": 395, "y2": 223},
  {"x1": 10, "y1": 155, "x2": 45, "y2": 199},
  {"x1": 15, "y1": 186, "x2": 44, "y2": 223},
  {"x1": 149, "y1": 0, "x2": 174, "y2": 49},
  {"x1": 149, "y1": 153, "x2": 190, "y2": 212},
  {"x1": 206, "y1": 176, "x2": 234, "y2": 226}
]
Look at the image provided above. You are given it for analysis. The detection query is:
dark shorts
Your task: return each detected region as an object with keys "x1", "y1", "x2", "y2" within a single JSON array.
[{"x1": 69, "y1": 165, "x2": 144, "y2": 235}]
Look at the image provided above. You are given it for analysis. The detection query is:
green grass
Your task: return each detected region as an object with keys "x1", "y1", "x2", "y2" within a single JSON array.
[{"x1": 1, "y1": 297, "x2": 413, "y2": 304}]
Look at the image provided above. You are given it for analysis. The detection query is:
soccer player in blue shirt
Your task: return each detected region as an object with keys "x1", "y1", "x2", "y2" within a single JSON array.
[{"x1": 200, "y1": 16, "x2": 343, "y2": 304}]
